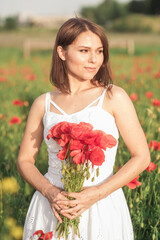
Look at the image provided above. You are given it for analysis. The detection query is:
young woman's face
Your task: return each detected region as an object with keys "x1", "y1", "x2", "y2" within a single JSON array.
[{"x1": 60, "y1": 31, "x2": 104, "y2": 83}]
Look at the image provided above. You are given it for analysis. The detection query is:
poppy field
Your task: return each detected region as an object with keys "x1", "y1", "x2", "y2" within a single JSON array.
[{"x1": 0, "y1": 46, "x2": 160, "y2": 240}]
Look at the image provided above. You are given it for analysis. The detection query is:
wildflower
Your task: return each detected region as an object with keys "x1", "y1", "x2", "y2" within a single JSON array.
[
  {"x1": 145, "y1": 91, "x2": 153, "y2": 99},
  {"x1": 152, "y1": 99, "x2": 160, "y2": 106},
  {"x1": 2, "y1": 177, "x2": 20, "y2": 194},
  {"x1": 27, "y1": 74, "x2": 36, "y2": 81},
  {"x1": 10, "y1": 225, "x2": 23, "y2": 239},
  {"x1": 154, "y1": 72, "x2": 160, "y2": 78},
  {"x1": 0, "y1": 114, "x2": 6, "y2": 120},
  {"x1": 149, "y1": 140, "x2": 160, "y2": 151},
  {"x1": 23, "y1": 101, "x2": 29, "y2": 107},
  {"x1": 145, "y1": 66, "x2": 152, "y2": 72},
  {"x1": 146, "y1": 162, "x2": 157, "y2": 173},
  {"x1": 126, "y1": 176, "x2": 142, "y2": 189},
  {"x1": 13, "y1": 99, "x2": 23, "y2": 106},
  {"x1": 0, "y1": 76, "x2": 7, "y2": 82},
  {"x1": 4, "y1": 217, "x2": 16, "y2": 228},
  {"x1": 130, "y1": 93, "x2": 138, "y2": 102},
  {"x1": 9, "y1": 116, "x2": 21, "y2": 125},
  {"x1": 33, "y1": 230, "x2": 53, "y2": 240}
]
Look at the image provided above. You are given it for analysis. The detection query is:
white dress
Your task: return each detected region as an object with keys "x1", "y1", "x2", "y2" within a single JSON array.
[{"x1": 23, "y1": 88, "x2": 134, "y2": 240}]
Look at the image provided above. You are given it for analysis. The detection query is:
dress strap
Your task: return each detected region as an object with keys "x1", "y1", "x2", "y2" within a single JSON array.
[
  {"x1": 50, "y1": 100, "x2": 67, "y2": 115},
  {"x1": 97, "y1": 87, "x2": 108, "y2": 108},
  {"x1": 45, "y1": 92, "x2": 50, "y2": 112}
]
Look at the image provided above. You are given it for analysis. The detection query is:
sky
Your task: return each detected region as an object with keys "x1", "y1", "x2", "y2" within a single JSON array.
[{"x1": 0, "y1": 0, "x2": 130, "y2": 18}]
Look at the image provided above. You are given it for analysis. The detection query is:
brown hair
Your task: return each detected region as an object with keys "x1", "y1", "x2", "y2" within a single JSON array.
[{"x1": 50, "y1": 17, "x2": 112, "y2": 94}]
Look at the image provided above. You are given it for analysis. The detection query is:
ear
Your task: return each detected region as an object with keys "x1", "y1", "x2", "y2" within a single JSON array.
[{"x1": 57, "y1": 46, "x2": 66, "y2": 61}]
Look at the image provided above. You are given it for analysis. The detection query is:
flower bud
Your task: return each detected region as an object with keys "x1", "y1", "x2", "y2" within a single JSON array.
[
  {"x1": 71, "y1": 169, "x2": 75, "y2": 174},
  {"x1": 77, "y1": 165, "x2": 81, "y2": 172},
  {"x1": 96, "y1": 167, "x2": 99, "y2": 177},
  {"x1": 86, "y1": 172, "x2": 90, "y2": 180},
  {"x1": 91, "y1": 177, "x2": 95, "y2": 182}
]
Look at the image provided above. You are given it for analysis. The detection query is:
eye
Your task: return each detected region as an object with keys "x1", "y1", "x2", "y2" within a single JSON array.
[
  {"x1": 97, "y1": 49, "x2": 103, "y2": 54},
  {"x1": 79, "y1": 49, "x2": 88, "y2": 53}
]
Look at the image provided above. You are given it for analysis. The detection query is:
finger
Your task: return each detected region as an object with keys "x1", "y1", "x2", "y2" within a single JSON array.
[
  {"x1": 61, "y1": 191, "x2": 78, "y2": 198},
  {"x1": 60, "y1": 205, "x2": 79, "y2": 214},
  {"x1": 54, "y1": 203, "x2": 69, "y2": 211},
  {"x1": 52, "y1": 207, "x2": 62, "y2": 224},
  {"x1": 54, "y1": 203, "x2": 61, "y2": 212},
  {"x1": 53, "y1": 193, "x2": 69, "y2": 202},
  {"x1": 57, "y1": 199, "x2": 77, "y2": 207}
]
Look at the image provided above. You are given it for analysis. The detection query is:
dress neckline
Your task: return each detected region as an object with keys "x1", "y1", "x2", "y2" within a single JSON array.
[{"x1": 49, "y1": 88, "x2": 107, "y2": 116}]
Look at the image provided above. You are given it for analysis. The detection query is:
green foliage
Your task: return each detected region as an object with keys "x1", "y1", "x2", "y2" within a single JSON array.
[
  {"x1": 128, "y1": 0, "x2": 160, "y2": 15},
  {"x1": 0, "y1": 47, "x2": 160, "y2": 239},
  {"x1": 80, "y1": 0, "x2": 127, "y2": 26},
  {"x1": 4, "y1": 16, "x2": 19, "y2": 30},
  {"x1": 110, "y1": 14, "x2": 160, "y2": 33}
]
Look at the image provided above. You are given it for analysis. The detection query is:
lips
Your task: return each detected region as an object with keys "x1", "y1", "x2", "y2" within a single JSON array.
[{"x1": 84, "y1": 67, "x2": 96, "y2": 72}]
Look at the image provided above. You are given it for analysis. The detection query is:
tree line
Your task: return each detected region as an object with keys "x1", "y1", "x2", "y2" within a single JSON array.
[{"x1": 80, "y1": 0, "x2": 160, "y2": 26}]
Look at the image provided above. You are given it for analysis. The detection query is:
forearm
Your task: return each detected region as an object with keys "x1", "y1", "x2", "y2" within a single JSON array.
[
  {"x1": 17, "y1": 161, "x2": 56, "y2": 197},
  {"x1": 97, "y1": 154, "x2": 150, "y2": 200}
]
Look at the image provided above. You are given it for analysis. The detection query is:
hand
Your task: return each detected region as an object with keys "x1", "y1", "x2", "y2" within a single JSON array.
[
  {"x1": 57, "y1": 186, "x2": 100, "y2": 220},
  {"x1": 44, "y1": 185, "x2": 69, "y2": 223}
]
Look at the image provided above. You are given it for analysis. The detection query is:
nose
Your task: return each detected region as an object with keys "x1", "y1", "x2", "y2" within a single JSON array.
[{"x1": 88, "y1": 52, "x2": 97, "y2": 63}]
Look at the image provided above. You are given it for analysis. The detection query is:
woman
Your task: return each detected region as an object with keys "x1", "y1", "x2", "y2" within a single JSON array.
[{"x1": 17, "y1": 17, "x2": 150, "y2": 240}]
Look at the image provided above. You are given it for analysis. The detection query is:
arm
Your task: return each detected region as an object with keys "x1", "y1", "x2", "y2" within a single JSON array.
[
  {"x1": 57, "y1": 86, "x2": 150, "y2": 219},
  {"x1": 17, "y1": 94, "x2": 66, "y2": 223},
  {"x1": 98, "y1": 86, "x2": 150, "y2": 199}
]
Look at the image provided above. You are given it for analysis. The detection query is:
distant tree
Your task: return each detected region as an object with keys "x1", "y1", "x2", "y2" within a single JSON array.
[
  {"x1": 128, "y1": 0, "x2": 160, "y2": 14},
  {"x1": 80, "y1": 0, "x2": 127, "y2": 26},
  {"x1": 146, "y1": 0, "x2": 160, "y2": 14},
  {"x1": 4, "y1": 16, "x2": 18, "y2": 30},
  {"x1": 128, "y1": 0, "x2": 146, "y2": 13}
]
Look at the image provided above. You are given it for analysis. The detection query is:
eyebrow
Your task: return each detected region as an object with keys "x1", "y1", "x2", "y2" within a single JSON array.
[{"x1": 78, "y1": 46, "x2": 103, "y2": 49}]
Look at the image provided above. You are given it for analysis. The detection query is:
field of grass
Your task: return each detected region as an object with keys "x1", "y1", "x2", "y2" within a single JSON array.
[{"x1": 0, "y1": 44, "x2": 160, "y2": 240}]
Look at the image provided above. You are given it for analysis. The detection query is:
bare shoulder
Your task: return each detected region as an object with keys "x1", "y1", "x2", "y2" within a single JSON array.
[
  {"x1": 104, "y1": 85, "x2": 134, "y2": 117},
  {"x1": 29, "y1": 93, "x2": 47, "y2": 119},
  {"x1": 107, "y1": 85, "x2": 129, "y2": 101}
]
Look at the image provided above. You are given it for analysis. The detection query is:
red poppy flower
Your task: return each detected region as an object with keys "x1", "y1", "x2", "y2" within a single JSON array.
[
  {"x1": 13, "y1": 99, "x2": 23, "y2": 106},
  {"x1": 0, "y1": 76, "x2": 7, "y2": 82},
  {"x1": 152, "y1": 99, "x2": 160, "y2": 106},
  {"x1": 57, "y1": 134, "x2": 71, "y2": 147},
  {"x1": 149, "y1": 140, "x2": 160, "y2": 151},
  {"x1": 130, "y1": 93, "x2": 138, "y2": 102},
  {"x1": 145, "y1": 91, "x2": 153, "y2": 99},
  {"x1": 9, "y1": 116, "x2": 21, "y2": 125},
  {"x1": 70, "y1": 122, "x2": 93, "y2": 140},
  {"x1": 0, "y1": 114, "x2": 6, "y2": 120},
  {"x1": 90, "y1": 146, "x2": 105, "y2": 167},
  {"x1": 27, "y1": 74, "x2": 36, "y2": 81},
  {"x1": 137, "y1": 67, "x2": 143, "y2": 73},
  {"x1": 146, "y1": 66, "x2": 152, "y2": 72},
  {"x1": 33, "y1": 230, "x2": 53, "y2": 240},
  {"x1": 154, "y1": 72, "x2": 160, "y2": 78},
  {"x1": 69, "y1": 139, "x2": 85, "y2": 151},
  {"x1": 72, "y1": 151, "x2": 85, "y2": 165},
  {"x1": 126, "y1": 176, "x2": 142, "y2": 189},
  {"x1": 94, "y1": 131, "x2": 117, "y2": 150},
  {"x1": 146, "y1": 162, "x2": 157, "y2": 173},
  {"x1": 57, "y1": 146, "x2": 68, "y2": 160}
]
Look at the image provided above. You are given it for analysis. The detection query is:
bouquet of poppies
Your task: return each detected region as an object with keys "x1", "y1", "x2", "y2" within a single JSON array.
[{"x1": 47, "y1": 121, "x2": 117, "y2": 239}]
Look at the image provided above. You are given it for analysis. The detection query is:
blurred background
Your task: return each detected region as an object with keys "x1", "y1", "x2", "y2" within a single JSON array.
[
  {"x1": 0, "y1": 0, "x2": 160, "y2": 51},
  {"x1": 0, "y1": 1, "x2": 160, "y2": 240}
]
